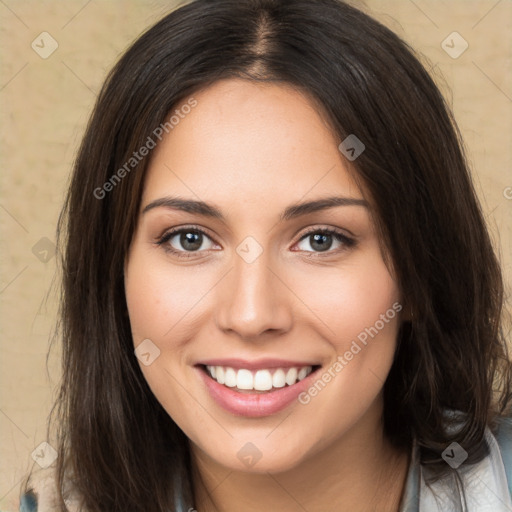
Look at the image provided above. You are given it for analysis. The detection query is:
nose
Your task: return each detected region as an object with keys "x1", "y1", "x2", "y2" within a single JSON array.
[{"x1": 215, "y1": 250, "x2": 293, "y2": 340}]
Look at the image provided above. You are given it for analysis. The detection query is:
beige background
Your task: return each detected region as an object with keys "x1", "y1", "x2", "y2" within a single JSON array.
[{"x1": 0, "y1": 0, "x2": 511, "y2": 510}]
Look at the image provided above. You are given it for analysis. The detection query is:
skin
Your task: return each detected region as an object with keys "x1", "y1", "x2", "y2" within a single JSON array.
[{"x1": 124, "y1": 78, "x2": 409, "y2": 511}]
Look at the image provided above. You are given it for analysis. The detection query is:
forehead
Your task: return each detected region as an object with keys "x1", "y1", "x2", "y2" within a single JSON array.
[{"x1": 142, "y1": 78, "x2": 362, "y2": 207}]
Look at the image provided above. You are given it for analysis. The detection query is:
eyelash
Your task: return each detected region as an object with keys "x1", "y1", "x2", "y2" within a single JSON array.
[{"x1": 155, "y1": 224, "x2": 356, "y2": 259}]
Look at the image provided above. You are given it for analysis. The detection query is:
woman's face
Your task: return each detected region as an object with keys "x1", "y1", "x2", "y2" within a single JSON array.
[{"x1": 125, "y1": 78, "x2": 403, "y2": 473}]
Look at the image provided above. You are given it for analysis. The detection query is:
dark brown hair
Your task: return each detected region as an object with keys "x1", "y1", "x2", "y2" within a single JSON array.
[{"x1": 25, "y1": 0, "x2": 511, "y2": 510}]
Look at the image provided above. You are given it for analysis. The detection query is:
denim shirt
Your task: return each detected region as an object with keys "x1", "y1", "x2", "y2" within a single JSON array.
[{"x1": 20, "y1": 418, "x2": 512, "y2": 512}]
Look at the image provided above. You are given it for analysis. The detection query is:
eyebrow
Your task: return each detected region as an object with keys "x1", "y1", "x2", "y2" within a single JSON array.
[{"x1": 142, "y1": 195, "x2": 368, "y2": 221}]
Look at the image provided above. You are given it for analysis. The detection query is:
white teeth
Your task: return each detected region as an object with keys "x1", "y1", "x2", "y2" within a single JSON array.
[
  {"x1": 216, "y1": 366, "x2": 225, "y2": 385},
  {"x1": 224, "y1": 367, "x2": 237, "y2": 387},
  {"x1": 236, "y1": 369, "x2": 253, "y2": 390},
  {"x1": 285, "y1": 367, "x2": 298, "y2": 385},
  {"x1": 297, "y1": 367, "x2": 309, "y2": 381},
  {"x1": 205, "y1": 365, "x2": 314, "y2": 391},
  {"x1": 254, "y1": 370, "x2": 273, "y2": 391},
  {"x1": 272, "y1": 369, "x2": 286, "y2": 388}
]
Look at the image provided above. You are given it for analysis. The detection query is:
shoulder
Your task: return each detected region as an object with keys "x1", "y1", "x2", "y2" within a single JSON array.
[
  {"x1": 20, "y1": 490, "x2": 38, "y2": 512},
  {"x1": 493, "y1": 415, "x2": 512, "y2": 495},
  {"x1": 418, "y1": 413, "x2": 512, "y2": 511},
  {"x1": 19, "y1": 465, "x2": 82, "y2": 512},
  {"x1": 20, "y1": 466, "x2": 59, "y2": 512}
]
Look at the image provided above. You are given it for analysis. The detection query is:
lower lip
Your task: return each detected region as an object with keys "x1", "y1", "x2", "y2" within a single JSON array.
[{"x1": 196, "y1": 366, "x2": 319, "y2": 418}]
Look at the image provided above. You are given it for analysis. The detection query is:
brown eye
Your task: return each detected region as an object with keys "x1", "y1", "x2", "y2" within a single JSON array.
[
  {"x1": 157, "y1": 226, "x2": 217, "y2": 257},
  {"x1": 174, "y1": 231, "x2": 204, "y2": 252},
  {"x1": 295, "y1": 228, "x2": 355, "y2": 254}
]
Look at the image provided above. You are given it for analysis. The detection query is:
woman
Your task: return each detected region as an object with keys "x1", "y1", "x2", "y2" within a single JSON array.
[{"x1": 20, "y1": 0, "x2": 512, "y2": 510}]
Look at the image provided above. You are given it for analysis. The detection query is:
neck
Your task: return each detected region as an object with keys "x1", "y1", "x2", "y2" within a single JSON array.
[{"x1": 189, "y1": 402, "x2": 410, "y2": 512}]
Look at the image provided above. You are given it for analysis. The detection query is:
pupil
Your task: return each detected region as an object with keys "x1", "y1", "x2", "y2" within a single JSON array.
[
  {"x1": 311, "y1": 233, "x2": 332, "y2": 252},
  {"x1": 181, "y1": 231, "x2": 202, "y2": 251}
]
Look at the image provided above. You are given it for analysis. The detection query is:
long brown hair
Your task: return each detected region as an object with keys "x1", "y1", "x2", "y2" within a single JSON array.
[{"x1": 26, "y1": 0, "x2": 511, "y2": 510}]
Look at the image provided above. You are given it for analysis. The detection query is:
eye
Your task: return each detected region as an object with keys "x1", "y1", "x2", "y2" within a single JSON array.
[
  {"x1": 294, "y1": 228, "x2": 355, "y2": 254},
  {"x1": 156, "y1": 225, "x2": 355, "y2": 259},
  {"x1": 156, "y1": 226, "x2": 218, "y2": 258}
]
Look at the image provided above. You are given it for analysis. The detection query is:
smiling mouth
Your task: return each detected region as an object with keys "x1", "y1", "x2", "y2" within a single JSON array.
[{"x1": 199, "y1": 364, "x2": 322, "y2": 393}]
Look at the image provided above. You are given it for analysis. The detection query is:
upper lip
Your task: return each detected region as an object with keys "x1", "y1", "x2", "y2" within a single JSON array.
[{"x1": 196, "y1": 358, "x2": 320, "y2": 371}]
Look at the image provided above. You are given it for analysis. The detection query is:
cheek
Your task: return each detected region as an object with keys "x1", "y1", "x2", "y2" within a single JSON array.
[
  {"x1": 290, "y1": 247, "x2": 401, "y2": 426},
  {"x1": 125, "y1": 249, "x2": 212, "y2": 343},
  {"x1": 124, "y1": 247, "x2": 212, "y2": 429},
  {"x1": 290, "y1": 248, "x2": 401, "y2": 352}
]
